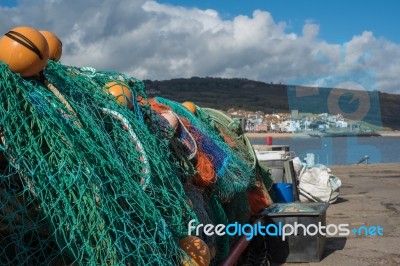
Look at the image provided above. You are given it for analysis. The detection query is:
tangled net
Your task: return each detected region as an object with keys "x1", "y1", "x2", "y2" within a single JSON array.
[{"x1": 0, "y1": 60, "x2": 273, "y2": 265}]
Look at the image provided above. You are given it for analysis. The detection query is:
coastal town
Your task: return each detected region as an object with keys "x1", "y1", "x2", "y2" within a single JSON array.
[{"x1": 227, "y1": 108, "x2": 377, "y2": 136}]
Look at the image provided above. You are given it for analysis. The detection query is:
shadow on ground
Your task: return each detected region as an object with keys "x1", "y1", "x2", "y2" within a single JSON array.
[
  {"x1": 321, "y1": 237, "x2": 347, "y2": 260},
  {"x1": 269, "y1": 237, "x2": 347, "y2": 265},
  {"x1": 331, "y1": 197, "x2": 348, "y2": 204}
]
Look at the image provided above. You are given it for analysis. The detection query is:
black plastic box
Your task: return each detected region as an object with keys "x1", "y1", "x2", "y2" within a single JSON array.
[{"x1": 263, "y1": 202, "x2": 330, "y2": 263}]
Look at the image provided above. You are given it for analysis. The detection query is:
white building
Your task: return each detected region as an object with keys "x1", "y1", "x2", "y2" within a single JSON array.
[
  {"x1": 270, "y1": 122, "x2": 277, "y2": 131},
  {"x1": 335, "y1": 120, "x2": 348, "y2": 128},
  {"x1": 280, "y1": 120, "x2": 300, "y2": 132}
]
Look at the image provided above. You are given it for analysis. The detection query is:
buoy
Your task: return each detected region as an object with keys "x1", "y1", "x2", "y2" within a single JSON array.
[
  {"x1": 182, "y1": 101, "x2": 196, "y2": 114},
  {"x1": 179, "y1": 236, "x2": 210, "y2": 266},
  {"x1": 161, "y1": 110, "x2": 179, "y2": 131},
  {"x1": 0, "y1": 26, "x2": 49, "y2": 77},
  {"x1": 104, "y1": 81, "x2": 133, "y2": 109},
  {"x1": 39, "y1": 30, "x2": 62, "y2": 61}
]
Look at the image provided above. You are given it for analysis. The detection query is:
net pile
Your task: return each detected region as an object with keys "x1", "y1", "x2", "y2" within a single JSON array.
[
  {"x1": 0, "y1": 62, "x2": 194, "y2": 265},
  {"x1": 0, "y1": 60, "x2": 273, "y2": 265},
  {"x1": 196, "y1": 107, "x2": 274, "y2": 191},
  {"x1": 155, "y1": 97, "x2": 256, "y2": 202},
  {"x1": 197, "y1": 108, "x2": 256, "y2": 167},
  {"x1": 193, "y1": 106, "x2": 274, "y2": 249},
  {"x1": 44, "y1": 62, "x2": 197, "y2": 240},
  {"x1": 153, "y1": 97, "x2": 274, "y2": 261}
]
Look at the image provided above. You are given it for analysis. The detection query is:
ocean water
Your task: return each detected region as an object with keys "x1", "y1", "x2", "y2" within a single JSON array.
[{"x1": 250, "y1": 136, "x2": 400, "y2": 166}]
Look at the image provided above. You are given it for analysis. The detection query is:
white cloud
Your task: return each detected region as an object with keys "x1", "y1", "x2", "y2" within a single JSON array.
[
  {"x1": 302, "y1": 23, "x2": 319, "y2": 39},
  {"x1": 0, "y1": 0, "x2": 399, "y2": 93}
]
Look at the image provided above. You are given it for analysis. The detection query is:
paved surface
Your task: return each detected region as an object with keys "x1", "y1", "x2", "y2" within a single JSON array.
[{"x1": 272, "y1": 163, "x2": 400, "y2": 266}]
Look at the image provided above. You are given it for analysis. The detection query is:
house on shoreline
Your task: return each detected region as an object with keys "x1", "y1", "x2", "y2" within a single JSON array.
[{"x1": 226, "y1": 108, "x2": 375, "y2": 134}]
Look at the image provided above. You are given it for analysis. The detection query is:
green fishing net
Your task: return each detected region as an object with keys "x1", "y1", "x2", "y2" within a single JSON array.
[
  {"x1": 196, "y1": 107, "x2": 274, "y2": 191},
  {"x1": 0, "y1": 60, "x2": 266, "y2": 265},
  {"x1": 44, "y1": 62, "x2": 198, "y2": 240},
  {"x1": 0, "y1": 62, "x2": 194, "y2": 265},
  {"x1": 154, "y1": 97, "x2": 261, "y2": 262},
  {"x1": 155, "y1": 97, "x2": 255, "y2": 202}
]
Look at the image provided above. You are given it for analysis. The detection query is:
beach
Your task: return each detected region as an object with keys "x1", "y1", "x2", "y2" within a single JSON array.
[
  {"x1": 245, "y1": 132, "x2": 310, "y2": 139},
  {"x1": 274, "y1": 163, "x2": 400, "y2": 266}
]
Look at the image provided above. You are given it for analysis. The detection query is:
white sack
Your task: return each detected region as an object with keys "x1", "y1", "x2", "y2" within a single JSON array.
[{"x1": 298, "y1": 165, "x2": 341, "y2": 203}]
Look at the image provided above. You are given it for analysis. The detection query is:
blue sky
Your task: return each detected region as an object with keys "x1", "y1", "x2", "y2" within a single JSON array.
[
  {"x1": 157, "y1": 0, "x2": 400, "y2": 44},
  {"x1": 0, "y1": 0, "x2": 17, "y2": 7}
]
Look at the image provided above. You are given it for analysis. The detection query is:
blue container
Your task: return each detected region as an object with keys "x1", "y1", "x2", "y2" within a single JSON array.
[{"x1": 272, "y1": 183, "x2": 294, "y2": 203}]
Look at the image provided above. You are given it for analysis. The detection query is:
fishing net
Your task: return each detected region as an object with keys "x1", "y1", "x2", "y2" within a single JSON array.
[
  {"x1": 197, "y1": 108, "x2": 274, "y2": 191},
  {"x1": 197, "y1": 108, "x2": 256, "y2": 168},
  {"x1": 155, "y1": 97, "x2": 255, "y2": 202},
  {"x1": 44, "y1": 62, "x2": 198, "y2": 239},
  {"x1": 153, "y1": 97, "x2": 264, "y2": 263},
  {"x1": 145, "y1": 99, "x2": 235, "y2": 262},
  {"x1": 0, "y1": 62, "x2": 195, "y2": 265},
  {"x1": 0, "y1": 58, "x2": 269, "y2": 265},
  {"x1": 146, "y1": 99, "x2": 214, "y2": 186},
  {"x1": 204, "y1": 194, "x2": 230, "y2": 262},
  {"x1": 183, "y1": 183, "x2": 217, "y2": 257}
]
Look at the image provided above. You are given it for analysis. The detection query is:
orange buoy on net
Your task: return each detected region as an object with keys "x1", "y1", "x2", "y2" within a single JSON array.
[
  {"x1": 179, "y1": 236, "x2": 211, "y2": 266},
  {"x1": 39, "y1": 30, "x2": 62, "y2": 61},
  {"x1": 0, "y1": 26, "x2": 49, "y2": 77},
  {"x1": 104, "y1": 81, "x2": 133, "y2": 110},
  {"x1": 182, "y1": 101, "x2": 197, "y2": 114}
]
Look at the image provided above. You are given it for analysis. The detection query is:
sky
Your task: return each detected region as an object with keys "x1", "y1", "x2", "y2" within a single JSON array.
[{"x1": 0, "y1": 0, "x2": 399, "y2": 94}]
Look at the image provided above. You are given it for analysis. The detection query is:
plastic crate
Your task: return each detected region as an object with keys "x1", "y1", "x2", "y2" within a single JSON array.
[{"x1": 263, "y1": 202, "x2": 330, "y2": 263}]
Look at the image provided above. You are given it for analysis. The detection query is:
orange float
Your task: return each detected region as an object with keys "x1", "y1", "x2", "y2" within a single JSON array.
[
  {"x1": 0, "y1": 26, "x2": 49, "y2": 77},
  {"x1": 182, "y1": 101, "x2": 197, "y2": 114},
  {"x1": 179, "y1": 236, "x2": 210, "y2": 266},
  {"x1": 104, "y1": 81, "x2": 133, "y2": 110},
  {"x1": 40, "y1": 30, "x2": 62, "y2": 61}
]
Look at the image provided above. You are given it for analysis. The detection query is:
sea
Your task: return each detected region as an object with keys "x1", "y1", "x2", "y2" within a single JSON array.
[{"x1": 249, "y1": 136, "x2": 400, "y2": 166}]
